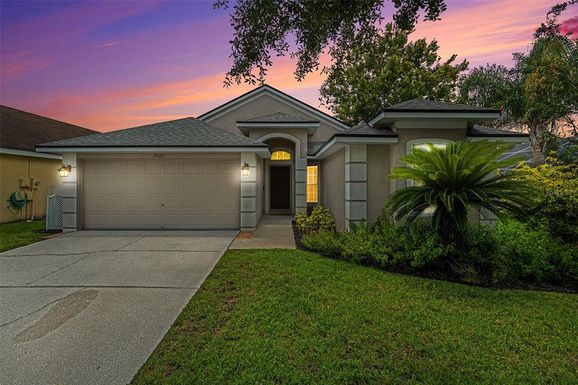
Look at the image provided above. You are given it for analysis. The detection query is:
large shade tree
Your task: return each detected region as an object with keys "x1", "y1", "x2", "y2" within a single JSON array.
[
  {"x1": 320, "y1": 24, "x2": 468, "y2": 125},
  {"x1": 387, "y1": 141, "x2": 534, "y2": 244},
  {"x1": 214, "y1": 0, "x2": 447, "y2": 85},
  {"x1": 458, "y1": 1, "x2": 578, "y2": 165}
]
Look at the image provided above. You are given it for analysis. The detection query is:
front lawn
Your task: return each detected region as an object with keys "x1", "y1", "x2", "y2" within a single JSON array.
[
  {"x1": 0, "y1": 220, "x2": 46, "y2": 252},
  {"x1": 132, "y1": 249, "x2": 578, "y2": 385}
]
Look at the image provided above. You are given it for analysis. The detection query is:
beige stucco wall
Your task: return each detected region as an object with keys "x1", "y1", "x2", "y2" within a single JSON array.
[
  {"x1": 204, "y1": 93, "x2": 341, "y2": 144},
  {"x1": 366, "y1": 145, "x2": 393, "y2": 223},
  {"x1": 321, "y1": 148, "x2": 345, "y2": 232},
  {"x1": 0, "y1": 154, "x2": 62, "y2": 223}
]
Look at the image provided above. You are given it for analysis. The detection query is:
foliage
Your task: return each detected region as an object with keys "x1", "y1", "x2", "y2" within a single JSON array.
[
  {"x1": 320, "y1": 23, "x2": 468, "y2": 124},
  {"x1": 302, "y1": 219, "x2": 578, "y2": 288},
  {"x1": 387, "y1": 141, "x2": 534, "y2": 243},
  {"x1": 214, "y1": 0, "x2": 447, "y2": 85},
  {"x1": 514, "y1": 161, "x2": 578, "y2": 243},
  {"x1": 295, "y1": 206, "x2": 336, "y2": 234},
  {"x1": 545, "y1": 133, "x2": 578, "y2": 165},
  {"x1": 458, "y1": 2, "x2": 578, "y2": 164},
  {"x1": 132, "y1": 249, "x2": 578, "y2": 385}
]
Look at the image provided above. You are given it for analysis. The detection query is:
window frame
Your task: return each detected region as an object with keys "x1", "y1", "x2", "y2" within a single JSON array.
[
  {"x1": 270, "y1": 149, "x2": 292, "y2": 161},
  {"x1": 306, "y1": 164, "x2": 319, "y2": 204}
]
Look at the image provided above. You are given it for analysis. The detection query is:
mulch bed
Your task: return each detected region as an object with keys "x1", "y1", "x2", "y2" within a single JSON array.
[{"x1": 291, "y1": 221, "x2": 305, "y2": 249}]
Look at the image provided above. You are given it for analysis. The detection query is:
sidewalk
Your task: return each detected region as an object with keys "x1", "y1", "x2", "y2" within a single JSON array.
[{"x1": 229, "y1": 215, "x2": 296, "y2": 249}]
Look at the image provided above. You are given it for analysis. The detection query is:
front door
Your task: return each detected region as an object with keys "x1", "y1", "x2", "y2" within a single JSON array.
[{"x1": 270, "y1": 166, "x2": 291, "y2": 211}]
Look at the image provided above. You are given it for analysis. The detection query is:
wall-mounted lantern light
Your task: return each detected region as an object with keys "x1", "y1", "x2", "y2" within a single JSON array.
[
  {"x1": 241, "y1": 162, "x2": 250, "y2": 177},
  {"x1": 58, "y1": 164, "x2": 72, "y2": 177}
]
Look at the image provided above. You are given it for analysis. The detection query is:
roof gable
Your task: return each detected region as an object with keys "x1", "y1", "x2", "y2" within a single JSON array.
[{"x1": 198, "y1": 85, "x2": 349, "y2": 131}]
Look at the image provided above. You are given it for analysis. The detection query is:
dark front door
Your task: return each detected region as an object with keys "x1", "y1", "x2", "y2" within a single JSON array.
[{"x1": 270, "y1": 166, "x2": 291, "y2": 211}]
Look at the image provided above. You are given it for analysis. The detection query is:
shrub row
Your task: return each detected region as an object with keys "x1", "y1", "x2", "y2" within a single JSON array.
[{"x1": 301, "y1": 218, "x2": 577, "y2": 289}]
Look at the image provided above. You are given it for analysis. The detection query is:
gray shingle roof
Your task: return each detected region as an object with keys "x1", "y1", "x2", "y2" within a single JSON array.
[
  {"x1": 38, "y1": 117, "x2": 267, "y2": 148},
  {"x1": 348, "y1": 121, "x2": 397, "y2": 136},
  {"x1": 385, "y1": 99, "x2": 500, "y2": 113},
  {"x1": 467, "y1": 124, "x2": 528, "y2": 137},
  {"x1": 240, "y1": 112, "x2": 318, "y2": 123}
]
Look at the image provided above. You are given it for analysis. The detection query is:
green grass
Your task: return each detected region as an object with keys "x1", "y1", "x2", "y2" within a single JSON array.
[
  {"x1": 132, "y1": 249, "x2": 578, "y2": 385},
  {"x1": 0, "y1": 220, "x2": 46, "y2": 252}
]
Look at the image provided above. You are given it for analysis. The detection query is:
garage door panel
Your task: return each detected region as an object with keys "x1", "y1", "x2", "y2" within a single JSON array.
[
  {"x1": 164, "y1": 160, "x2": 183, "y2": 175},
  {"x1": 201, "y1": 160, "x2": 218, "y2": 175},
  {"x1": 183, "y1": 160, "x2": 200, "y2": 175},
  {"x1": 144, "y1": 161, "x2": 163, "y2": 175},
  {"x1": 83, "y1": 157, "x2": 240, "y2": 229},
  {"x1": 126, "y1": 161, "x2": 145, "y2": 175}
]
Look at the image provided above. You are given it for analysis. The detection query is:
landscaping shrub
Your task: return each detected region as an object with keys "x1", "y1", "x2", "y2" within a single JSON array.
[
  {"x1": 514, "y1": 161, "x2": 578, "y2": 243},
  {"x1": 302, "y1": 218, "x2": 577, "y2": 289},
  {"x1": 295, "y1": 206, "x2": 336, "y2": 234}
]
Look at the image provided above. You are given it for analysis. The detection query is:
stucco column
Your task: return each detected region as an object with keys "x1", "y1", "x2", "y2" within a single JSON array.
[
  {"x1": 295, "y1": 157, "x2": 307, "y2": 215},
  {"x1": 240, "y1": 153, "x2": 257, "y2": 231},
  {"x1": 345, "y1": 144, "x2": 367, "y2": 230},
  {"x1": 61, "y1": 152, "x2": 77, "y2": 231}
]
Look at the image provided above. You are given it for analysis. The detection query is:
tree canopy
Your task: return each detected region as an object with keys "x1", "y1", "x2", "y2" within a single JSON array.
[
  {"x1": 458, "y1": 2, "x2": 578, "y2": 164},
  {"x1": 214, "y1": 0, "x2": 447, "y2": 85},
  {"x1": 320, "y1": 24, "x2": 467, "y2": 124}
]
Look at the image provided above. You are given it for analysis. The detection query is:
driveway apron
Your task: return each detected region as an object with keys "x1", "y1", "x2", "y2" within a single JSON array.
[{"x1": 0, "y1": 230, "x2": 236, "y2": 385}]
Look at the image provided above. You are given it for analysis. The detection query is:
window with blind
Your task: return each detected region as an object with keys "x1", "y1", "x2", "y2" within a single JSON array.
[{"x1": 306, "y1": 165, "x2": 318, "y2": 203}]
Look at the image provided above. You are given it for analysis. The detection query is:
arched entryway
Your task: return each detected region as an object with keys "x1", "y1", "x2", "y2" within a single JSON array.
[{"x1": 256, "y1": 133, "x2": 307, "y2": 215}]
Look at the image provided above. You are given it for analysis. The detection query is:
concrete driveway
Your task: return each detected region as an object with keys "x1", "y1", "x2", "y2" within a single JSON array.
[{"x1": 0, "y1": 230, "x2": 236, "y2": 385}]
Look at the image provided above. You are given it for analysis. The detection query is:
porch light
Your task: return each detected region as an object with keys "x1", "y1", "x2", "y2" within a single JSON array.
[
  {"x1": 241, "y1": 162, "x2": 250, "y2": 176},
  {"x1": 58, "y1": 164, "x2": 72, "y2": 177}
]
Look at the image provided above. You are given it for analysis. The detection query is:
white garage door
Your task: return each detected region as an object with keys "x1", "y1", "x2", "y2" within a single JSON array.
[{"x1": 83, "y1": 157, "x2": 240, "y2": 229}]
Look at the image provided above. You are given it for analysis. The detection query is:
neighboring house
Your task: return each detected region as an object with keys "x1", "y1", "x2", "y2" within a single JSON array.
[
  {"x1": 0, "y1": 106, "x2": 96, "y2": 223},
  {"x1": 36, "y1": 85, "x2": 528, "y2": 232}
]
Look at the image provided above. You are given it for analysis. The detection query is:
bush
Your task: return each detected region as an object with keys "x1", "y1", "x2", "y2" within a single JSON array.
[
  {"x1": 301, "y1": 218, "x2": 577, "y2": 289},
  {"x1": 514, "y1": 161, "x2": 578, "y2": 243},
  {"x1": 295, "y1": 206, "x2": 336, "y2": 234},
  {"x1": 302, "y1": 221, "x2": 453, "y2": 270}
]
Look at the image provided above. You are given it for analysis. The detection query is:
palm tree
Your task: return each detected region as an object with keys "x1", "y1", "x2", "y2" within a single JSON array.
[{"x1": 387, "y1": 140, "x2": 535, "y2": 243}]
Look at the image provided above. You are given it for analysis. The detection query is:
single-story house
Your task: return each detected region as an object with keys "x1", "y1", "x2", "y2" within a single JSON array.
[
  {"x1": 36, "y1": 85, "x2": 528, "y2": 232},
  {"x1": 0, "y1": 106, "x2": 96, "y2": 223}
]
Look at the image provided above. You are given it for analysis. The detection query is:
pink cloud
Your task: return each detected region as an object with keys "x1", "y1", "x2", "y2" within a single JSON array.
[{"x1": 561, "y1": 16, "x2": 578, "y2": 37}]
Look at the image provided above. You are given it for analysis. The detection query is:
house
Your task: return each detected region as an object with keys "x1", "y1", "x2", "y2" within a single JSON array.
[
  {"x1": 0, "y1": 106, "x2": 96, "y2": 223},
  {"x1": 36, "y1": 85, "x2": 528, "y2": 232}
]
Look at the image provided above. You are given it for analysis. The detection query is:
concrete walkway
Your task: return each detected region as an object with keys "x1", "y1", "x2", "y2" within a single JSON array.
[
  {"x1": 229, "y1": 215, "x2": 296, "y2": 249},
  {"x1": 0, "y1": 230, "x2": 236, "y2": 385}
]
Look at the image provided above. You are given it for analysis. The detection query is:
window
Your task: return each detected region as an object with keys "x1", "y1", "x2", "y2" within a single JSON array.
[
  {"x1": 307, "y1": 165, "x2": 318, "y2": 203},
  {"x1": 406, "y1": 139, "x2": 453, "y2": 187},
  {"x1": 271, "y1": 150, "x2": 291, "y2": 160}
]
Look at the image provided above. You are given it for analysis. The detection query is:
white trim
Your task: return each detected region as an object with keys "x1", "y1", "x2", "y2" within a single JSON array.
[
  {"x1": 310, "y1": 136, "x2": 398, "y2": 160},
  {"x1": 199, "y1": 85, "x2": 349, "y2": 131},
  {"x1": 36, "y1": 146, "x2": 271, "y2": 157},
  {"x1": 255, "y1": 132, "x2": 302, "y2": 160},
  {"x1": 467, "y1": 136, "x2": 529, "y2": 143},
  {"x1": 369, "y1": 111, "x2": 501, "y2": 127},
  {"x1": 1, "y1": 147, "x2": 62, "y2": 159}
]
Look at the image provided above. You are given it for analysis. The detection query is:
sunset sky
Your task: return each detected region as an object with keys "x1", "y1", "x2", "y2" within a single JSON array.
[{"x1": 1, "y1": 0, "x2": 577, "y2": 132}]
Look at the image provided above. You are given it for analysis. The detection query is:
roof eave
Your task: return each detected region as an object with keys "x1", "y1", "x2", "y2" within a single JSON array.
[{"x1": 369, "y1": 111, "x2": 501, "y2": 127}]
